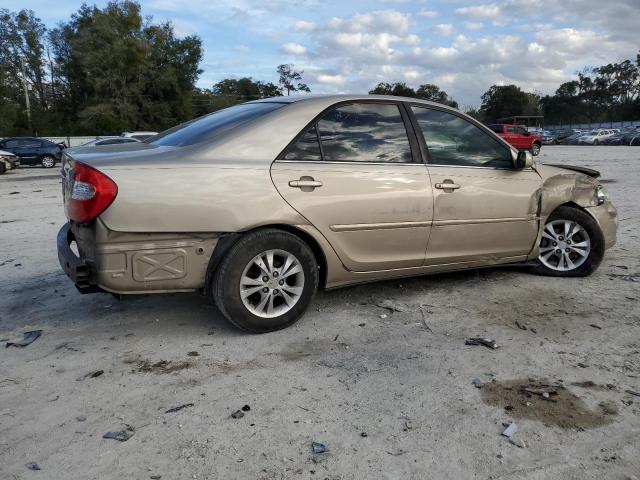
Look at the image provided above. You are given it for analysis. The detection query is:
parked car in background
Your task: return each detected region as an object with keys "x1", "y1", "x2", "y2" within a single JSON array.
[
  {"x1": 0, "y1": 137, "x2": 63, "y2": 168},
  {"x1": 602, "y1": 130, "x2": 637, "y2": 146},
  {"x1": 66, "y1": 137, "x2": 143, "y2": 155},
  {"x1": 0, "y1": 149, "x2": 19, "y2": 174},
  {"x1": 541, "y1": 130, "x2": 558, "y2": 144},
  {"x1": 631, "y1": 135, "x2": 640, "y2": 146},
  {"x1": 57, "y1": 95, "x2": 617, "y2": 333},
  {"x1": 121, "y1": 131, "x2": 158, "y2": 141},
  {"x1": 488, "y1": 124, "x2": 542, "y2": 155},
  {"x1": 80, "y1": 137, "x2": 141, "y2": 147},
  {"x1": 578, "y1": 129, "x2": 619, "y2": 145},
  {"x1": 557, "y1": 131, "x2": 585, "y2": 145}
]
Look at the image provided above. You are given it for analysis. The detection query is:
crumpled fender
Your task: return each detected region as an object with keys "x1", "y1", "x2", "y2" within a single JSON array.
[
  {"x1": 527, "y1": 163, "x2": 604, "y2": 259},
  {"x1": 534, "y1": 163, "x2": 600, "y2": 217}
]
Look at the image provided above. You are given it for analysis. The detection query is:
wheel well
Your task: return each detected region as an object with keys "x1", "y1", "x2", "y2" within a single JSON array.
[
  {"x1": 266, "y1": 224, "x2": 328, "y2": 289},
  {"x1": 205, "y1": 225, "x2": 328, "y2": 290}
]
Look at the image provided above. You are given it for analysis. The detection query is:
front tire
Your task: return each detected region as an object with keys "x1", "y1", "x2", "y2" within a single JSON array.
[
  {"x1": 211, "y1": 229, "x2": 319, "y2": 333},
  {"x1": 531, "y1": 206, "x2": 604, "y2": 277},
  {"x1": 41, "y1": 155, "x2": 56, "y2": 168},
  {"x1": 530, "y1": 143, "x2": 541, "y2": 156}
]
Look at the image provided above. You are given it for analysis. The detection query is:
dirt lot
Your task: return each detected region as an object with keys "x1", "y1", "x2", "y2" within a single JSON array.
[{"x1": 1, "y1": 146, "x2": 639, "y2": 480}]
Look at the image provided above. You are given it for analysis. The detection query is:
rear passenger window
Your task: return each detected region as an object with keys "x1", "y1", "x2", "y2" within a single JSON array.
[
  {"x1": 317, "y1": 103, "x2": 413, "y2": 163},
  {"x1": 283, "y1": 128, "x2": 321, "y2": 161}
]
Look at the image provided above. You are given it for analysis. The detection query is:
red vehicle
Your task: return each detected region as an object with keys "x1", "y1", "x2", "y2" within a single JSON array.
[{"x1": 489, "y1": 124, "x2": 541, "y2": 156}]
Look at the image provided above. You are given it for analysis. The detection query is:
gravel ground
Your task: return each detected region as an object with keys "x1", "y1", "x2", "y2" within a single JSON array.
[{"x1": 1, "y1": 146, "x2": 639, "y2": 480}]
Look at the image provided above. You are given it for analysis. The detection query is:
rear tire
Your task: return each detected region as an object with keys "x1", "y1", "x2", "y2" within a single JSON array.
[
  {"x1": 211, "y1": 229, "x2": 319, "y2": 333},
  {"x1": 531, "y1": 206, "x2": 604, "y2": 277},
  {"x1": 41, "y1": 155, "x2": 56, "y2": 168}
]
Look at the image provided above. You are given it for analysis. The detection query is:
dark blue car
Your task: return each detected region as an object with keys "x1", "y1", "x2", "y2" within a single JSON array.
[{"x1": 0, "y1": 137, "x2": 64, "y2": 168}]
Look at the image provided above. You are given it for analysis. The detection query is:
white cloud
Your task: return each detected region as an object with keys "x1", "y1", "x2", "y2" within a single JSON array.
[
  {"x1": 432, "y1": 24, "x2": 454, "y2": 36},
  {"x1": 293, "y1": 20, "x2": 315, "y2": 32},
  {"x1": 316, "y1": 73, "x2": 347, "y2": 85},
  {"x1": 417, "y1": 10, "x2": 439, "y2": 19},
  {"x1": 280, "y1": 42, "x2": 307, "y2": 55},
  {"x1": 464, "y1": 21, "x2": 484, "y2": 31},
  {"x1": 454, "y1": 4, "x2": 501, "y2": 20}
]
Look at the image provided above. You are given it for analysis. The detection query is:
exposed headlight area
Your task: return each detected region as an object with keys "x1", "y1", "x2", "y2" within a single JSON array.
[{"x1": 596, "y1": 185, "x2": 607, "y2": 205}]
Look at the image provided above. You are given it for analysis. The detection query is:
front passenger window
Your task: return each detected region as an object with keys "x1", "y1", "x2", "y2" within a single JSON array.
[{"x1": 411, "y1": 107, "x2": 513, "y2": 168}]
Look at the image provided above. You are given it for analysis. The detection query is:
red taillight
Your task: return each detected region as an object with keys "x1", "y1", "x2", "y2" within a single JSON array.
[{"x1": 65, "y1": 162, "x2": 118, "y2": 223}]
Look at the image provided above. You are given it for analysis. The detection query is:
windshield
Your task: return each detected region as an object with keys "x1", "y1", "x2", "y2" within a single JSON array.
[{"x1": 149, "y1": 102, "x2": 286, "y2": 147}]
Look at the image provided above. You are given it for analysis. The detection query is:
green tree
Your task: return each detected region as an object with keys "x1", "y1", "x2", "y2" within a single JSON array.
[
  {"x1": 480, "y1": 85, "x2": 539, "y2": 122},
  {"x1": 369, "y1": 82, "x2": 415, "y2": 97},
  {"x1": 277, "y1": 64, "x2": 310, "y2": 95},
  {"x1": 49, "y1": 1, "x2": 202, "y2": 134},
  {"x1": 415, "y1": 83, "x2": 458, "y2": 108}
]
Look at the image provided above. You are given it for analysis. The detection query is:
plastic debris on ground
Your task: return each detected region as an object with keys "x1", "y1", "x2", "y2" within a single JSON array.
[
  {"x1": 165, "y1": 403, "x2": 194, "y2": 414},
  {"x1": 465, "y1": 337, "x2": 499, "y2": 349},
  {"x1": 501, "y1": 422, "x2": 518, "y2": 438},
  {"x1": 6, "y1": 330, "x2": 42, "y2": 348}
]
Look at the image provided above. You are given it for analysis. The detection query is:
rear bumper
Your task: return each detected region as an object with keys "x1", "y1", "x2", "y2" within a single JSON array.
[{"x1": 57, "y1": 223, "x2": 102, "y2": 293}]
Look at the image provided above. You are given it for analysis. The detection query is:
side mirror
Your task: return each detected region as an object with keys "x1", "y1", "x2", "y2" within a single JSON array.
[
  {"x1": 523, "y1": 131, "x2": 531, "y2": 136},
  {"x1": 515, "y1": 150, "x2": 533, "y2": 169}
]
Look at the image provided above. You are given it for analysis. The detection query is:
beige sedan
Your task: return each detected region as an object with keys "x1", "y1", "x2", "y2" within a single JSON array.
[{"x1": 57, "y1": 95, "x2": 617, "y2": 332}]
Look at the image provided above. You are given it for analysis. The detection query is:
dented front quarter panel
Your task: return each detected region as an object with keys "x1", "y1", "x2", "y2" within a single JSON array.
[{"x1": 528, "y1": 163, "x2": 618, "y2": 258}]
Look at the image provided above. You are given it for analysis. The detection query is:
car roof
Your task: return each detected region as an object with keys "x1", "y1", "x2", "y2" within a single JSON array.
[{"x1": 247, "y1": 93, "x2": 453, "y2": 110}]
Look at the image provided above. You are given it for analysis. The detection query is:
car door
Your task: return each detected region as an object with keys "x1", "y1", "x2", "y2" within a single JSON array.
[
  {"x1": 17, "y1": 139, "x2": 43, "y2": 164},
  {"x1": 506, "y1": 126, "x2": 526, "y2": 149},
  {"x1": 408, "y1": 105, "x2": 542, "y2": 266},
  {"x1": 270, "y1": 101, "x2": 433, "y2": 272}
]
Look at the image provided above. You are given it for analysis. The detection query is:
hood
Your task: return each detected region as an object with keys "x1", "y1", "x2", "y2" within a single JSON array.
[{"x1": 541, "y1": 163, "x2": 600, "y2": 178}]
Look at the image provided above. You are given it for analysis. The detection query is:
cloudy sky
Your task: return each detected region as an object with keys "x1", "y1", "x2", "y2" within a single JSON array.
[{"x1": 10, "y1": 0, "x2": 640, "y2": 107}]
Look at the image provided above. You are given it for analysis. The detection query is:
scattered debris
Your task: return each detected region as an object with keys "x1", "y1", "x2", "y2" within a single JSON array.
[
  {"x1": 387, "y1": 449, "x2": 408, "y2": 456},
  {"x1": 577, "y1": 363, "x2": 589, "y2": 369},
  {"x1": 333, "y1": 334, "x2": 339, "y2": 341},
  {"x1": 515, "y1": 321, "x2": 527, "y2": 331},
  {"x1": 25, "y1": 462, "x2": 41, "y2": 471},
  {"x1": 360, "y1": 432, "x2": 368, "y2": 438},
  {"x1": 76, "y1": 369, "x2": 104, "y2": 381},
  {"x1": 472, "y1": 378, "x2": 483, "y2": 388},
  {"x1": 625, "y1": 389, "x2": 640, "y2": 397},
  {"x1": 126, "y1": 358, "x2": 191, "y2": 374},
  {"x1": 76, "y1": 416, "x2": 87, "y2": 422},
  {"x1": 150, "y1": 476, "x2": 162, "y2": 480},
  {"x1": 599, "y1": 400, "x2": 619, "y2": 415},
  {"x1": 465, "y1": 337, "x2": 499, "y2": 349},
  {"x1": 376, "y1": 300, "x2": 410, "y2": 313},
  {"x1": 310, "y1": 442, "x2": 329, "y2": 463},
  {"x1": 480, "y1": 379, "x2": 612, "y2": 429},
  {"x1": 165, "y1": 403, "x2": 194, "y2": 414},
  {"x1": 607, "y1": 272, "x2": 640, "y2": 282},
  {"x1": 509, "y1": 438, "x2": 526, "y2": 448},
  {"x1": 6, "y1": 330, "x2": 42, "y2": 348},
  {"x1": 230, "y1": 410, "x2": 245, "y2": 419},
  {"x1": 521, "y1": 385, "x2": 559, "y2": 400},
  {"x1": 358, "y1": 323, "x2": 366, "y2": 327},
  {"x1": 589, "y1": 324, "x2": 602, "y2": 330},
  {"x1": 241, "y1": 404, "x2": 251, "y2": 412},
  {"x1": 379, "y1": 314, "x2": 388, "y2": 319},
  {"x1": 103, "y1": 427, "x2": 134, "y2": 442},
  {"x1": 502, "y1": 422, "x2": 518, "y2": 438},
  {"x1": 8, "y1": 191, "x2": 20, "y2": 195},
  {"x1": 187, "y1": 351, "x2": 199, "y2": 357}
]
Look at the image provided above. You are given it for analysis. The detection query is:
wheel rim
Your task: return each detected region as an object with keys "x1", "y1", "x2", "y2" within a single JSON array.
[
  {"x1": 239, "y1": 249, "x2": 305, "y2": 318},
  {"x1": 532, "y1": 144, "x2": 540, "y2": 155},
  {"x1": 42, "y1": 157, "x2": 54, "y2": 167},
  {"x1": 538, "y1": 219, "x2": 591, "y2": 271}
]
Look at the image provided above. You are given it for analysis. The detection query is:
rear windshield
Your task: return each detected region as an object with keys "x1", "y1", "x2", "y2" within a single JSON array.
[{"x1": 149, "y1": 102, "x2": 286, "y2": 147}]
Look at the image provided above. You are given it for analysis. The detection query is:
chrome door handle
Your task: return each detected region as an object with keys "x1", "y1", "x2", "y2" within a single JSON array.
[
  {"x1": 288, "y1": 178, "x2": 323, "y2": 189},
  {"x1": 435, "y1": 182, "x2": 461, "y2": 190}
]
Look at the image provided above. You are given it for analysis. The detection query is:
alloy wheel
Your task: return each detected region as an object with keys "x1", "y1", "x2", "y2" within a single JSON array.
[
  {"x1": 538, "y1": 219, "x2": 591, "y2": 271},
  {"x1": 239, "y1": 249, "x2": 305, "y2": 318},
  {"x1": 41, "y1": 156, "x2": 55, "y2": 168}
]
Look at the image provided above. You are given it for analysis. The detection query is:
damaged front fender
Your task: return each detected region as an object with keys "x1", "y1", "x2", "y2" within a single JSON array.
[{"x1": 527, "y1": 163, "x2": 618, "y2": 259}]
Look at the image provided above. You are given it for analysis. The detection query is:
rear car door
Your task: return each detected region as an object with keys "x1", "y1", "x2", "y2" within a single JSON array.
[
  {"x1": 506, "y1": 126, "x2": 527, "y2": 149},
  {"x1": 408, "y1": 105, "x2": 542, "y2": 266},
  {"x1": 18, "y1": 139, "x2": 43, "y2": 164},
  {"x1": 271, "y1": 101, "x2": 433, "y2": 272}
]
